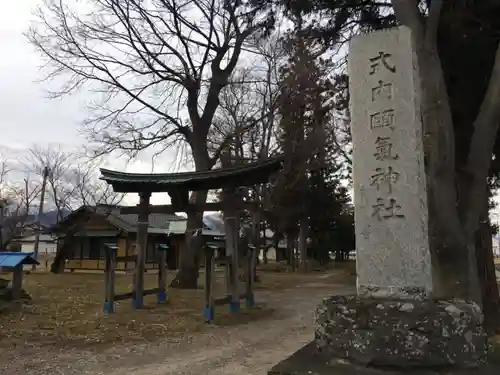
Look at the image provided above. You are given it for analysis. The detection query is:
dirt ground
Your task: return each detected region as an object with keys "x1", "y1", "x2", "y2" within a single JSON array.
[
  {"x1": 0, "y1": 269, "x2": 280, "y2": 348},
  {"x1": 0, "y1": 272, "x2": 355, "y2": 375}
]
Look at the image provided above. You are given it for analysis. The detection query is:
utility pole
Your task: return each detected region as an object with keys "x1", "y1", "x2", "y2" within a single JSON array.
[{"x1": 32, "y1": 166, "x2": 49, "y2": 270}]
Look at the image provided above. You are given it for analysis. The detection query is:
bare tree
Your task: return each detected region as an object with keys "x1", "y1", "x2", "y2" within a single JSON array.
[
  {"x1": 207, "y1": 35, "x2": 287, "y2": 266},
  {"x1": 24, "y1": 146, "x2": 124, "y2": 272},
  {"x1": 210, "y1": 35, "x2": 285, "y2": 164},
  {"x1": 48, "y1": 156, "x2": 125, "y2": 273},
  {"x1": 29, "y1": 0, "x2": 276, "y2": 288},
  {"x1": 69, "y1": 158, "x2": 125, "y2": 208},
  {"x1": 0, "y1": 154, "x2": 42, "y2": 248},
  {"x1": 326, "y1": 73, "x2": 352, "y2": 175},
  {"x1": 25, "y1": 145, "x2": 76, "y2": 223},
  {"x1": 25, "y1": 145, "x2": 124, "y2": 212}
]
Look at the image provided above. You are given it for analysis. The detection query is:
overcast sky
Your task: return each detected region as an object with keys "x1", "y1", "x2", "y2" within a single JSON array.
[
  {"x1": 1, "y1": 1, "x2": 81, "y2": 148},
  {"x1": 0, "y1": 1, "x2": 184, "y2": 206},
  {"x1": 3, "y1": 2, "x2": 500, "y2": 221}
]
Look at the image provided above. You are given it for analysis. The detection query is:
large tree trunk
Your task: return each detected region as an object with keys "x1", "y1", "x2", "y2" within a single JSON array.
[
  {"x1": 51, "y1": 211, "x2": 94, "y2": 273},
  {"x1": 51, "y1": 236, "x2": 70, "y2": 273},
  {"x1": 393, "y1": 3, "x2": 476, "y2": 303},
  {"x1": 262, "y1": 246, "x2": 269, "y2": 264},
  {"x1": 170, "y1": 141, "x2": 211, "y2": 289},
  {"x1": 394, "y1": 1, "x2": 500, "y2": 311},
  {"x1": 476, "y1": 195, "x2": 500, "y2": 333},
  {"x1": 169, "y1": 190, "x2": 207, "y2": 289},
  {"x1": 415, "y1": 35, "x2": 473, "y2": 301}
]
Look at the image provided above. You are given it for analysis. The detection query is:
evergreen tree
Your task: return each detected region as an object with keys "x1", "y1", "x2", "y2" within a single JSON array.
[
  {"x1": 267, "y1": 36, "x2": 355, "y2": 267},
  {"x1": 275, "y1": 0, "x2": 500, "y2": 331},
  {"x1": 308, "y1": 164, "x2": 354, "y2": 264}
]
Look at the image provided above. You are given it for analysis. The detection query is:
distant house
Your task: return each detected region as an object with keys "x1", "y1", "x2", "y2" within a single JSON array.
[
  {"x1": 14, "y1": 209, "x2": 71, "y2": 254},
  {"x1": 51, "y1": 205, "x2": 229, "y2": 272},
  {"x1": 50, "y1": 205, "x2": 184, "y2": 271},
  {"x1": 18, "y1": 233, "x2": 58, "y2": 254}
]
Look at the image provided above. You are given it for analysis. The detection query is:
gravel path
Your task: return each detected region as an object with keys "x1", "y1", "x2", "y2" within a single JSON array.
[{"x1": 1, "y1": 280, "x2": 354, "y2": 375}]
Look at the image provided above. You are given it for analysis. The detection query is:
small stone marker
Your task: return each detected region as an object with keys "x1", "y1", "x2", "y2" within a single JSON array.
[{"x1": 348, "y1": 26, "x2": 432, "y2": 299}]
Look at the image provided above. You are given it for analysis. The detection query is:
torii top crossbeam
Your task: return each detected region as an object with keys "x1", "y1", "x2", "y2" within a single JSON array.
[{"x1": 99, "y1": 155, "x2": 284, "y2": 194}]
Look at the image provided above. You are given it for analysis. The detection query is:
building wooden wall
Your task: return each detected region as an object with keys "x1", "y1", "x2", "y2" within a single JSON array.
[{"x1": 64, "y1": 213, "x2": 183, "y2": 271}]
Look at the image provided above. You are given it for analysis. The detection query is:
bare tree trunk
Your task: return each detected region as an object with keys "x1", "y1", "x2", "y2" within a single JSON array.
[
  {"x1": 169, "y1": 191, "x2": 207, "y2": 289},
  {"x1": 33, "y1": 166, "x2": 49, "y2": 270},
  {"x1": 393, "y1": 0, "x2": 500, "y2": 307},
  {"x1": 251, "y1": 211, "x2": 261, "y2": 281},
  {"x1": 51, "y1": 238, "x2": 68, "y2": 273},
  {"x1": 170, "y1": 138, "x2": 211, "y2": 289},
  {"x1": 51, "y1": 211, "x2": 93, "y2": 273},
  {"x1": 298, "y1": 216, "x2": 308, "y2": 272},
  {"x1": 476, "y1": 196, "x2": 500, "y2": 333},
  {"x1": 285, "y1": 235, "x2": 293, "y2": 267}
]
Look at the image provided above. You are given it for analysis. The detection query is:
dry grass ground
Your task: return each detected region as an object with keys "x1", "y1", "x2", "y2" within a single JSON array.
[
  {"x1": 0, "y1": 263, "x2": 353, "y2": 351},
  {"x1": 256, "y1": 260, "x2": 356, "y2": 289}
]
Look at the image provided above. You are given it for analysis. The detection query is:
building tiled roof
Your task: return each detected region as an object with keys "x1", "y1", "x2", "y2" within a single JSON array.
[
  {"x1": 51, "y1": 205, "x2": 184, "y2": 235},
  {"x1": 95, "y1": 206, "x2": 183, "y2": 233}
]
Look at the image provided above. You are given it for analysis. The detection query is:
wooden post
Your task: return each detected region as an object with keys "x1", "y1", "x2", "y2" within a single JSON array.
[
  {"x1": 225, "y1": 215, "x2": 240, "y2": 313},
  {"x1": 251, "y1": 211, "x2": 260, "y2": 280},
  {"x1": 224, "y1": 259, "x2": 231, "y2": 296},
  {"x1": 246, "y1": 245, "x2": 256, "y2": 308},
  {"x1": 157, "y1": 244, "x2": 168, "y2": 304},
  {"x1": 103, "y1": 245, "x2": 116, "y2": 313},
  {"x1": 104, "y1": 249, "x2": 110, "y2": 311},
  {"x1": 204, "y1": 246, "x2": 215, "y2": 323},
  {"x1": 32, "y1": 166, "x2": 49, "y2": 270},
  {"x1": 133, "y1": 191, "x2": 151, "y2": 309},
  {"x1": 11, "y1": 265, "x2": 23, "y2": 300}
]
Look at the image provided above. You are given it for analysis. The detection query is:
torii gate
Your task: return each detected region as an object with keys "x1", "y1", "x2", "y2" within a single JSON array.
[{"x1": 99, "y1": 155, "x2": 284, "y2": 317}]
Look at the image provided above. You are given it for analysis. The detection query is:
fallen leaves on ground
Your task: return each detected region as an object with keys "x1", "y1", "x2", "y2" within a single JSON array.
[
  {"x1": 0, "y1": 266, "x2": 354, "y2": 350},
  {"x1": 0, "y1": 269, "x2": 268, "y2": 350}
]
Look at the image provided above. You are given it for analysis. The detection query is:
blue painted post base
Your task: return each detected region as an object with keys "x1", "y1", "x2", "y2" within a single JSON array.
[
  {"x1": 229, "y1": 299, "x2": 240, "y2": 313},
  {"x1": 103, "y1": 301, "x2": 115, "y2": 313},
  {"x1": 245, "y1": 293, "x2": 255, "y2": 309},
  {"x1": 203, "y1": 307, "x2": 215, "y2": 323},
  {"x1": 157, "y1": 290, "x2": 168, "y2": 304}
]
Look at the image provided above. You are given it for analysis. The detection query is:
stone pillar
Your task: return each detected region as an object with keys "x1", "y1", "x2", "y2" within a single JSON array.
[
  {"x1": 349, "y1": 26, "x2": 432, "y2": 299},
  {"x1": 313, "y1": 26, "x2": 486, "y2": 368}
]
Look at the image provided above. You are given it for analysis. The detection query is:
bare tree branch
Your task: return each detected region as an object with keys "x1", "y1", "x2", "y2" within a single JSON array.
[
  {"x1": 0, "y1": 154, "x2": 42, "y2": 248},
  {"x1": 28, "y1": 0, "x2": 275, "y2": 166}
]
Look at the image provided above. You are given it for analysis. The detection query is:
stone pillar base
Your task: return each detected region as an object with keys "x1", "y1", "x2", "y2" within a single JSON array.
[{"x1": 315, "y1": 295, "x2": 487, "y2": 368}]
